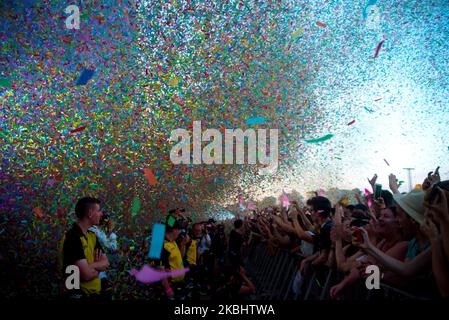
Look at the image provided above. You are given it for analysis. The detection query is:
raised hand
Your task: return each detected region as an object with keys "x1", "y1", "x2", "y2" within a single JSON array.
[
  {"x1": 425, "y1": 187, "x2": 449, "y2": 225},
  {"x1": 368, "y1": 174, "x2": 378, "y2": 190},
  {"x1": 388, "y1": 174, "x2": 400, "y2": 194},
  {"x1": 330, "y1": 224, "x2": 344, "y2": 242},
  {"x1": 420, "y1": 217, "x2": 439, "y2": 241},
  {"x1": 334, "y1": 204, "x2": 343, "y2": 225},
  {"x1": 423, "y1": 167, "x2": 441, "y2": 190},
  {"x1": 353, "y1": 227, "x2": 370, "y2": 251}
]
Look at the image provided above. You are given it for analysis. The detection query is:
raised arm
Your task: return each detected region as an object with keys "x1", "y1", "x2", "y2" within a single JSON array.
[
  {"x1": 427, "y1": 187, "x2": 449, "y2": 262},
  {"x1": 358, "y1": 228, "x2": 432, "y2": 277},
  {"x1": 388, "y1": 174, "x2": 401, "y2": 194},
  {"x1": 291, "y1": 210, "x2": 314, "y2": 243},
  {"x1": 421, "y1": 217, "x2": 449, "y2": 298}
]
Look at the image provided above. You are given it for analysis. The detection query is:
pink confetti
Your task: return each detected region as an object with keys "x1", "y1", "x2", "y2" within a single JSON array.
[
  {"x1": 238, "y1": 191, "x2": 246, "y2": 210},
  {"x1": 347, "y1": 120, "x2": 356, "y2": 126},
  {"x1": 374, "y1": 40, "x2": 385, "y2": 58},
  {"x1": 316, "y1": 21, "x2": 327, "y2": 28},
  {"x1": 280, "y1": 190, "x2": 290, "y2": 208},
  {"x1": 247, "y1": 201, "x2": 257, "y2": 211},
  {"x1": 70, "y1": 125, "x2": 86, "y2": 133}
]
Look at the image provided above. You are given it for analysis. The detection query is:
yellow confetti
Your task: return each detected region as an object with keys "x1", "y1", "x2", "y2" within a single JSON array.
[{"x1": 292, "y1": 27, "x2": 303, "y2": 39}]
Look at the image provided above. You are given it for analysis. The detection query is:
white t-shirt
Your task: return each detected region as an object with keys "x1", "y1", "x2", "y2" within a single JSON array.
[
  {"x1": 198, "y1": 234, "x2": 211, "y2": 256},
  {"x1": 89, "y1": 226, "x2": 118, "y2": 251},
  {"x1": 301, "y1": 231, "x2": 315, "y2": 257}
]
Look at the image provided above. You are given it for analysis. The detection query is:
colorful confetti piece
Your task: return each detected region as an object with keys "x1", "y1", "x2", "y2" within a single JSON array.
[
  {"x1": 316, "y1": 21, "x2": 328, "y2": 28},
  {"x1": 374, "y1": 39, "x2": 385, "y2": 58},
  {"x1": 144, "y1": 168, "x2": 158, "y2": 186},
  {"x1": 246, "y1": 116, "x2": 265, "y2": 125},
  {"x1": 305, "y1": 134, "x2": 334, "y2": 143},
  {"x1": 76, "y1": 69, "x2": 95, "y2": 85},
  {"x1": 148, "y1": 223, "x2": 165, "y2": 259}
]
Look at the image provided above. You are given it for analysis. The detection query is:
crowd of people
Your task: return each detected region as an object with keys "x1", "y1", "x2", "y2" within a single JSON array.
[
  {"x1": 4, "y1": 167, "x2": 447, "y2": 301},
  {"x1": 242, "y1": 169, "x2": 449, "y2": 300}
]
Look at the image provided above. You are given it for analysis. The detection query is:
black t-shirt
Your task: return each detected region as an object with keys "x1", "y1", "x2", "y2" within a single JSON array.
[
  {"x1": 62, "y1": 223, "x2": 103, "y2": 272},
  {"x1": 228, "y1": 229, "x2": 243, "y2": 255},
  {"x1": 212, "y1": 232, "x2": 226, "y2": 255},
  {"x1": 313, "y1": 219, "x2": 333, "y2": 253}
]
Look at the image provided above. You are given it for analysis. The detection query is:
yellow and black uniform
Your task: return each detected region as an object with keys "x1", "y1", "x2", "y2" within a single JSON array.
[
  {"x1": 59, "y1": 223, "x2": 103, "y2": 296},
  {"x1": 186, "y1": 239, "x2": 197, "y2": 266},
  {"x1": 160, "y1": 239, "x2": 185, "y2": 282}
]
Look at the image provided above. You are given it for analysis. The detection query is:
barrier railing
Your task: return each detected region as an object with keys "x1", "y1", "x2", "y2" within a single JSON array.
[{"x1": 245, "y1": 243, "x2": 432, "y2": 301}]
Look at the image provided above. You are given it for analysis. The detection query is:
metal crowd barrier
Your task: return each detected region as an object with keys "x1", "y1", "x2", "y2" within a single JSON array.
[
  {"x1": 245, "y1": 243, "x2": 432, "y2": 301},
  {"x1": 245, "y1": 243, "x2": 302, "y2": 300}
]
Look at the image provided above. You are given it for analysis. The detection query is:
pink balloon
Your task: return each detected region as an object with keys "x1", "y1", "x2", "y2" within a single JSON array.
[{"x1": 130, "y1": 265, "x2": 189, "y2": 284}]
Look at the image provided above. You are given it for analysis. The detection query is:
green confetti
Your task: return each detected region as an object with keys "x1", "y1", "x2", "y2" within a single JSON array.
[
  {"x1": 305, "y1": 134, "x2": 334, "y2": 143},
  {"x1": 131, "y1": 196, "x2": 140, "y2": 217},
  {"x1": 167, "y1": 216, "x2": 176, "y2": 227},
  {"x1": 0, "y1": 78, "x2": 11, "y2": 88}
]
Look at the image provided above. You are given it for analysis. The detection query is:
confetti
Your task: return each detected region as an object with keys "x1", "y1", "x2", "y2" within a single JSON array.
[
  {"x1": 291, "y1": 27, "x2": 303, "y2": 39},
  {"x1": 167, "y1": 216, "x2": 176, "y2": 227},
  {"x1": 280, "y1": 190, "x2": 290, "y2": 208},
  {"x1": 384, "y1": 159, "x2": 390, "y2": 166},
  {"x1": 374, "y1": 40, "x2": 385, "y2": 58},
  {"x1": 76, "y1": 69, "x2": 95, "y2": 85},
  {"x1": 148, "y1": 223, "x2": 165, "y2": 259},
  {"x1": 246, "y1": 116, "x2": 265, "y2": 125},
  {"x1": 347, "y1": 120, "x2": 356, "y2": 126},
  {"x1": 0, "y1": 78, "x2": 11, "y2": 89},
  {"x1": 316, "y1": 21, "x2": 327, "y2": 28},
  {"x1": 144, "y1": 168, "x2": 158, "y2": 186},
  {"x1": 70, "y1": 126, "x2": 86, "y2": 134},
  {"x1": 1, "y1": 0, "x2": 448, "y2": 299},
  {"x1": 131, "y1": 196, "x2": 141, "y2": 217},
  {"x1": 305, "y1": 134, "x2": 334, "y2": 143},
  {"x1": 33, "y1": 207, "x2": 44, "y2": 219}
]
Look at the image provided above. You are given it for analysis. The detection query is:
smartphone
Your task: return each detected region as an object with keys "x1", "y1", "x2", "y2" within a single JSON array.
[{"x1": 374, "y1": 184, "x2": 382, "y2": 199}]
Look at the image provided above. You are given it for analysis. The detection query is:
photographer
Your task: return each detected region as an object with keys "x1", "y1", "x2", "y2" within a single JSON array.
[{"x1": 197, "y1": 221, "x2": 215, "y2": 293}]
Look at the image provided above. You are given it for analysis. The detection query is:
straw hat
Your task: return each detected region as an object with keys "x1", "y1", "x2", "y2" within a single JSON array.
[{"x1": 393, "y1": 189, "x2": 425, "y2": 224}]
